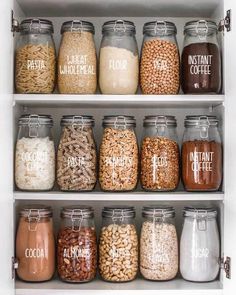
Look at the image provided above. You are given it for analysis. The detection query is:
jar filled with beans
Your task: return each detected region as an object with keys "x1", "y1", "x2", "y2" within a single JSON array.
[
  {"x1": 141, "y1": 116, "x2": 180, "y2": 191},
  {"x1": 99, "y1": 116, "x2": 138, "y2": 191},
  {"x1": 140, "y1": 206, "x2": 178, "y2": 281},
  {"x1": 58, "y1": 20, "x2": 97, "y2": 94},
  {"x1": 99, "y1": 206, "x2": 138, "y2": 282},
  {"x1": 57, "y1": 206, "x2": 97, "y2": 283},
  {"x1": 15, "y1": 19, "x2": 56, "y2": 94},
  {"x1": 140, "y1": 21, "x2": 180, "y2": 94},
  {"x1": 57, "y1": 116, "x2": 97, "y2": 191}
]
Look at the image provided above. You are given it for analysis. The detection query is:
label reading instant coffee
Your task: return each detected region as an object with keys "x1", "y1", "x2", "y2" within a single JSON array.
[
  {"x1": 108, "y1": 59, "x2": 128, "y2": 71},
  {"x1": 59, "y1": 55, "x2": 95, "y2": 75},
  {"x1": 189, "y1": 151, "x2": 214, "y2": 172},
  {"x1": 188, "y1": 55, "x2": 213, "y2": 75}
]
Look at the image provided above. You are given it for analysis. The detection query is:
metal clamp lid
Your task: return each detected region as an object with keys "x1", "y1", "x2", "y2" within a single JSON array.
[
  {"x1": 102, "y1": 206, "x2": 135, "y2": 220},
  {"x1": 61, "y1": 115, "x2": 94, "y2": 127},
  {"x1": 184, "y1": 20, "x2": 217, "y2": 36},
  {"x1": 61, "y1": 20, "x2": 95, "y2": 34},
  {"x1": 143, "y1": 115, "x2": 177, "y2": 127},
  {"x1": 143, "y1": 20, "x2": 177, "y2": 35},
  {"x1": 20, "y1": 18, "x2": 54, "y2": 34},
  {"x1": 142, "y1": 205, "x2": 175, "y2": 219},
  {"x1": 103, "y1": 115, "x2": 136, "y2": 128},
  {"x1": 102, "y1": 20, "x2": 136, "y2": 34}
]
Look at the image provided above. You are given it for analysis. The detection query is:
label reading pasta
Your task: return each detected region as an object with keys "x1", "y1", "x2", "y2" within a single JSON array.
[
  {"x1": 27, "y1": 59, "x2": 46, "y2": 71},
  {"x1": 59, "y1": 55, "x2": 95, "y2": 75}
]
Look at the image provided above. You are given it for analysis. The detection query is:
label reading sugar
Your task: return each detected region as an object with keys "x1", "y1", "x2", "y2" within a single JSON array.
[
  {"x1": 188, "y1": 55, "x2": 213, "y2": 75},
  {"x1": 25, "y1": 248, "x2": 45, "y2": 258},
  {"x1": 63, "y1": 247, "x2": 91, "y2": 259},
  {"x1": 108, "y1": 59, "x2": 128, "y2": 71},
  {"x1": 153, "y1": 59, "x2": 168, "y2": 70},
  {"x1": 105, "y1": 156, "x2": 133, "y2": 167},
  {"x1": 59, "y1": 55, "x2": 95, "y2": 75},
  {"x1": 192, "y1": 247, "x2": 209, "y2": 258},
  {"x1": 20, "y1": 151, "x2": 48, "y2": 172},
  {"x1": 189, "y1": 151, "x2": 214, "y2": 172},
  {"x1": 27, "y1": 60, "x2": 46, "y2": 71}
]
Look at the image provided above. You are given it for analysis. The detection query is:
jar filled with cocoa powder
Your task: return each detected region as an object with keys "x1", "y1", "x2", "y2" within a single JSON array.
[
  {"x1": 16, "y1": 206, "x2": 55, "y2": 282},
  {"x1": 57, "y1": 115, "x2": 97, "y2": 191},
  {"x1": 99, "y1": 115, "x2": 138, "y2": 191},
  {"x1": 141, "y1": 116, "x2": 180, "y2": 191},
  {"x1": 99, "y1": 206, "x2": 138, "y2": 282},
  {"x1": 182, "y1": 115, "x2": 222, "y2": 191},
  {"x1": 140, "y1": 21, "x2": 180, "y2": 94},
  {"x1": 57, "y1": 206, "x2": 97, "y2": 283}
]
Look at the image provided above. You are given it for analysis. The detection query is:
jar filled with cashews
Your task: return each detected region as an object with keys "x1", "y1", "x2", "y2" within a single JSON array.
[
  {"x1": 99, "y1": 206, "x2": 138, "y2": 282},
  {"x1": 15, "y1": 19, "x2": 56, "y2": 94},
  {"x1": 99, "y1": 115, "x2": 139, "y2": 192}
]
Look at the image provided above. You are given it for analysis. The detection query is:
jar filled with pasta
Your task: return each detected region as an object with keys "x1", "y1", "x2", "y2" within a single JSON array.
[
  {"x1": 58, "y1": 20, "x2": 97, "y2": 94},
  {"x1": 15, "y1": 19, "x2": 56, "y2": 94},
  {"x1": 15, "y1": 114, "x2": 55, "y2": 191}
]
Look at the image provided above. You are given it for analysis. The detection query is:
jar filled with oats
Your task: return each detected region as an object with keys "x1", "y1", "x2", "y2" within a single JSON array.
[
  {"x1": 99, "y1": 115, "x2": 138, "y2": 191},
  {"x1": 15, "y1": 114, "x2": 55, "y2": 191},
  {"x1": 140, "y1": 206, "x2": 178, "y2": 281},
  {"x1": 141, "y1": 116, "x2": 180, "y2": 191},
  {"x1": 15, "y1": 19, "x2": 56, "y2": 94},
  {"x1": 140, "y1": 21, "x2": 180, "y2": 94},
  {"x1": 57, "y1": 115, "x2": 97, "y2": 191},
  {"x1": 99, "y1": 206, "x2": 138, "y2": 282},
  {"x1": 58, "y1": 20, "x2": 97, "y2": 94}
]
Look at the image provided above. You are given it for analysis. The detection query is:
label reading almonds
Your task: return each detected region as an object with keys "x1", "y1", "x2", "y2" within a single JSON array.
[
  {"x1": 63, "y1": 247, "x2": 91, "y2": 259},
  {"x1": 20, "y1": 151, "x2": 48, "y2": 172},
  {"x1": 108, "y1": 59, "x2": 128, "y2": 71},
  {"x1": 59, "y1": 55, "x2": 95, "y2": 75},
  {"x1": 188, "y1": 55, "x2": 213, "y2": 75},
  {"x1": 189, "y1": 151, "x2": 214, "y2": 172},
  {"x1": 25, "y1": 248, "x2": 45, "y2": 258},
  {"x1": 105, "y1": 156, "x2": 133, "y2": 167},
  {"x1": 27, "y1": 59, "x2": 46, "y2": 71},
  {"x1": 153, "y1": 58, "x2": 168, "y2": 70}
]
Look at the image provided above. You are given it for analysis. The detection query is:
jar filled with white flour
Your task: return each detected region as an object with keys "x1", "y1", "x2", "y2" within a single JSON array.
[
  {"x1": 180, "y1": 207, "x2": 220, "y2": 282},
  {"x1": 99, "y1": 20, "x2": 139, "y2": 94},
  {"x1": 15, "y1": 114, "x2": 55, "y2": 191}
]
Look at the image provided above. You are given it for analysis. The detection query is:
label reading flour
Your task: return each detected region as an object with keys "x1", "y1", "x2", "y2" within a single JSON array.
[
  {"x1": 60, "y1": 55, "x2": 95, "y2": 75},
  {"x1": 189, "y1": 151, "x2": 214, "y2": 172},
  {"x1": 27, "y1": 60, "x2": 46, "y2": 71},
  {"x1": 108, "y1": 59, "x2": 128, "y2": 71},
  {"x1": 188, "y1": 55, "x2": 213, "y2": 75}
]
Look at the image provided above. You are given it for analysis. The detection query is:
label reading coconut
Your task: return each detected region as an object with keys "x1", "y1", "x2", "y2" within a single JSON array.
[
  {"x1": 189, "y1": 151, "x2": 214, "y2": 172},
  {"x1": 63, "y1": 247, "x2": 91, "y2": 259},
  {"x1": 25, "y1": 248, "x2": 45, "y2": 258},
  {"x1": 188, "y1": 55, "x2": 213, "y2": 75},
  {"x1": 153, "y1": 58, "x2": 168, "y2": 70},
  {"x1": 27, "y1": 59, "x2": 46, "y2": 71},
  {"x1": 59, "y1": 55, "x2": 95, "y2": 75},
  {"x1": 104, "y1": 156, "x2": 133, "y2": 167},
  {"x1": 20, "y1": 151, "x2": 48, "y2": 172},
  {"x1": 108, "y1": 59, "x2": 128, "y2": 71}
]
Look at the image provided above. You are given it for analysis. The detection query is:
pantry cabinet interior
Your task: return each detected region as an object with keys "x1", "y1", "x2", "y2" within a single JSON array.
[{"x1": 0, "y1": 0, "x2": 236, "y2": 294}]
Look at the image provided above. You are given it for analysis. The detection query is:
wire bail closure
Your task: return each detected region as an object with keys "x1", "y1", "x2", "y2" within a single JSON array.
[
  {"x1": 113, "y1": 20, "x2": 126, "y2": 33},
  {"x1": 154, "y1": 21, "x2": 167, "y2": 36},
  {"x1": 71, "y1": 20, "x2": 83, "y2": 34},
  {"x1": 198, "y1": 116, "x2": 210, "y2": 139},
  {"x1": 114, "y1": 116, "x2": 127, "y2": 129},
  {"x1": 71, "y1": 209, "x2": 84, "y2": 232},
  {"x1": 155, "y1": 116, "x2": 167, "y2": 136},
  {"x1": 111, "y1": 209, "x2": 125, "y2": 224},
  {"x1": 29, "y1": 19, "x2": 42, "y2": 33},
  {"x1": 194, "y1": 209, "x2": 208, "y2": 231},
  {"x1": 27, "y1": 209, "x2": 41, "y2": 232},
  {"x1": 72, "y1": 115, "x2": 85, "y2": 132},
  {"x1": 28, "y1": 114, "x2": 40, "y2": 138},
  {"x1": 196, "y1": 20, "x2": 208, "y2": 41}
]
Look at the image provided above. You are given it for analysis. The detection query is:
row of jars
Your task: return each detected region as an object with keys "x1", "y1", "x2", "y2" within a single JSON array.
[
  {"x1": 16, "y1": 205, "x2": 220, "y2": 283},
  {"x1": 15, "y1": 114, "x2": 223, "y2": 192},
  {"x1": 15, "y1": 18, "x2": 221, "y2": 95}
]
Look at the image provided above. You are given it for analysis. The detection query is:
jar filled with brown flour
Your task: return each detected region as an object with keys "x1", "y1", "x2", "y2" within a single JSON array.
[
  {"x1": 16, "y1": 206, "x2": 55, "y2": 282},
  {"x1": 99, "y1": 20, "x2": 139, "y2": 94},
  {"x1": 58, "y1": 20, "x2": 97, "y2": 94},
  {"x1": 182, "y1": 115, "x2": 222, "y2": 191},
  {"x1": 15, "y1": 19, "x2": 56, "y2": 94},
  {"x1": 140, "y1": 21, "x2": 180, "y2": 94},
  {"x1": 57, "y1": 115, "x2": 97, "y2": 191}
]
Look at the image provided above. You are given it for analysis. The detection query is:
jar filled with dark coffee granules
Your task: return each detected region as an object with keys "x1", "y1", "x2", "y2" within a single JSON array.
[
  {"x1": 181, "y1": 20, "x2": 221, "y2": 94},
  {"x1": 182, "y1": 115, "x2": 222, "y2": 191}
]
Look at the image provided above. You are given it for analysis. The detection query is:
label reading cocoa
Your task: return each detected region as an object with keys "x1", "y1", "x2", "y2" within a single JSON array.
[
  {"x1": 27, "y1": 59, "x2": 46, "y2": 71},
  {"x1": 63, "y1": 247, "x2": 91, "y2": 259},
  {"x1": 153, "y1": 58, "x2": 168, "y2": 70},
  {"x1": 20, "y1": 151, "x2": 48, "y2": 172},
  {"x1": 109, "y1": 247, "x2": 131, "y2": 259},
  {"x1": 188, "y1": 55, "x2": 213, "y2": 75},
  {"x1": 192, "y1": 247, "x2": 209, "y2": 258},
  {"x1": 105, "y1": 156, "x2": 133, "y2": 167},
  {"x1": 152, "y1": 155, "x2": 168, "y2": 168},
  {"x1": 189, "y1": 151, "x2": 214, "y2": 172},
  {"x1": 25, "y1": 248, "x2": 45, "y2": 258},
  {"x1": 59, "y1": 55, "x2": 95, "y2": 75},
  {"x1": 108, "y1": 59, "x2": 128, "y2": 71}
]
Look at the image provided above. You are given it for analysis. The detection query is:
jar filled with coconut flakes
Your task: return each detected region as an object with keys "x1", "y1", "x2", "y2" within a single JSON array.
[
  {"x1": 15, "y1": 114, "x2": 55, "y2": 191},
  {"x1": 58, "y1": 20, "x2": 97, "y2": 94}
]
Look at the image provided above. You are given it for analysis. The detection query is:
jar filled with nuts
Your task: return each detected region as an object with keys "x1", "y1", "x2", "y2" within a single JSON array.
[
  {"x1": 140, "y1": 206, "x2": 178, "y2": 281},
  {"x1": 15, "y1": 19, "x2": 56, "y2": 94},
  {"x1": 140, "y1": 21, "x2": 180, "y2": 94},
  {"x1": 99, "y1": 115, "x2": 138, "y2": 191},
  {"x1": 141, "y1": 116, "x2": 180, "y2": 191},
  {"x1": 58, "y1": 20, "x2": 97, "y2": 94},
  {"x1": 57, "y1": 115, "x2": 97, "y2": 191},
  {"x1": 57, "y1": 206, "x2": 97, "y2": 283},
  {"x1": 99, "y1": 206, "x2": 138, "y2": 282}
]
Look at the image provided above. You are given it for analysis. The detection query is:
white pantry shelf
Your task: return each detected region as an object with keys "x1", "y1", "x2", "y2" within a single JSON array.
[
  {"x1": 15, "y1": 278, "x2": 223, "y2": 295},
  {"x1": 13, "y1": 94, "x2": 224, "y2": 109},
  {"x1": 14, "y1": 191, "x2": 224, "y2": 201}
]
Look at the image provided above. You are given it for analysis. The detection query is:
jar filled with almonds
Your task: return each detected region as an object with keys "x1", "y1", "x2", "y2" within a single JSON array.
[
  {"x1": 141, "y1": 116, "x2": 180, "y2": 191},
  {"x1": 99, "y1": 206, "x2": 138, "y2": 282},
  {"x1": 57, "y1": 115, "x2": 97, "y2": 191},
  {"x1": 99, "y1": 115, "x2": 138, "y2": 191},
  {"x1": 140, "y1": 21, "x2": 180, "y2": 94},
  {"x1": 15, "y1": 19, "x2": 56, "y2": 94}
]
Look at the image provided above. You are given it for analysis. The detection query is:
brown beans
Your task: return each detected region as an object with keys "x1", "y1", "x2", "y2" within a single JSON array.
[
  {"x1": 57, "y1": 226, "x2": 97, "y2": 283},
  {"x1": 140, "y1": 39, "x2": 180, "y2": 94},
  {"x1": 141, "y1": 137, "x2": 180, "y2": 191}
]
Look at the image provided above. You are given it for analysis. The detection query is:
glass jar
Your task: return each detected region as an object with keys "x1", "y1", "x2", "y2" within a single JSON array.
[
  {"x1": 141, "y1": 116, "x2": 180, "y2": 191},
  {"x1": 15, "y1": 19, "x2": 56, "y2": 94},
  {"x1": 181, "y1": 20, "x2": 221, "y2": 94},
  {"x1": 182, "y1": 115, "x2": 222, "y2": 191},
  {"x1": 16, "y1": 205, "x2": 55, "y2": 282},
  {"x1": 140, "y1": 21, "x2": 180, "y2": 94},
  {"x1": 180, "y1": 207, "x2": 220, "y2": 282},
  {"x1": 140, "y1": 206, "x2": 178, "y2": 281},
  {"x1": 99, "y1": 20, "x2": 139, "y2": 94},
  {"x1": 58, "y1": 20, "x2": 97, "y2": 94},
  {"x1": 99, "y1": 206, "x2": 138, "y2": 282},
  {"x1": 15, "y1": 114, "x2": 55, "y2": 191},
  {"x1": 99, "y1": 115, "x2": 138, "y2": 191},
  {"x1": 57, "y1": 206, "x2": 97, "y2": 283},
  {"x1": 57, "y1": 115, "x2": 97, "y2": 191}
]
